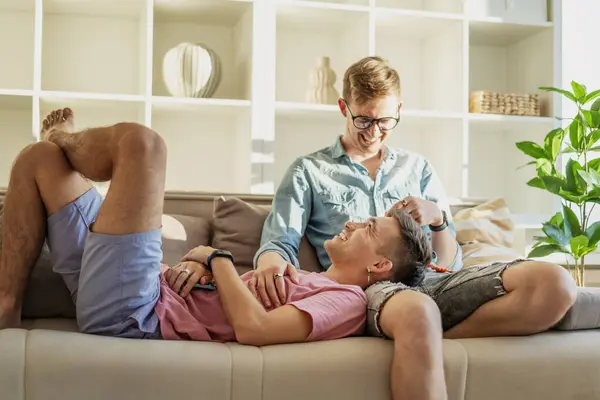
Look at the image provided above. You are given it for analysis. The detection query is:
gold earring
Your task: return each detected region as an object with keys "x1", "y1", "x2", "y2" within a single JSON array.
[{"x1": 367, "y1": 267, "x2": 371, "y2": 285}]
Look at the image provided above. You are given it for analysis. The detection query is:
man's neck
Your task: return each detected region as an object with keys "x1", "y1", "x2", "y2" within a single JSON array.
[
  {"x1": 340, "y1": 136, "x2": 384, "y2": 168},
  {"x1": 322, "y1": 264, "x2": 365, "y2": 288}
]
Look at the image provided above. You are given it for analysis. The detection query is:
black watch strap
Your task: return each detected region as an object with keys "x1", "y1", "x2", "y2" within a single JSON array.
[
  {"x1": 429, "y1": 210, "x2": 448, "y2": 232},
  {"x1": 206, "y1": 249, "x2": 234, "y2": 272}
]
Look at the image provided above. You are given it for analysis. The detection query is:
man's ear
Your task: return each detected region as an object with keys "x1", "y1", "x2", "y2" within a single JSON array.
[
  {"x1": 338, "y1": 98, "x2": 347, "y2": 116},
  {"x1": 372, "y1": 258, "x2": 393, "y2": 275}
]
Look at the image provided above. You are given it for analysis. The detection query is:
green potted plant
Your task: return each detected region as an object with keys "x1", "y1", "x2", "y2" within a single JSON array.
[{"x1": 516, "y1": 81, "x2": 600, "y2": 286}]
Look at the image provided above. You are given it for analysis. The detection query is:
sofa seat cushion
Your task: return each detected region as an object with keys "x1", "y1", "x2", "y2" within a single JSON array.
[
  {"x1": 0, "y1": 329, "x2": 26, "y2": 400},
  {"x1": 457, "y1": 330, "x2": 600, "y2": 400}
]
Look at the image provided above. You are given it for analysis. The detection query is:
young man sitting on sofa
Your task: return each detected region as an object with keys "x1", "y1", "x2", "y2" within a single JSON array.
[
  {"x1": 0, "y1": 107, "x2": 432, "y2": 345},
  {"x1": 250, "y1": 56, "x2": 580, "y2": 400}
]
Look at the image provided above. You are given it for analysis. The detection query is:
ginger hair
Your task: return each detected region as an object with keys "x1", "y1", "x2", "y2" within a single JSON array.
[{"x1": 342, "y1": 56, "x2": 401, "y2": 106}]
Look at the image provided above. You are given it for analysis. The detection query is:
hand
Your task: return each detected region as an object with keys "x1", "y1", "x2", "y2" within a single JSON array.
[
  {"x1": 250, "y1": 252, "x2": 299, "y2": 309},
  {"x1": 164, "y1": 261, "x2": 213, "y2": 298},
  {"x1": 387, "y1": 196, "x2": 443, "y2": 226},
  {"x1": 180, "y1": 245, "x2": 216, "y2": 266}
]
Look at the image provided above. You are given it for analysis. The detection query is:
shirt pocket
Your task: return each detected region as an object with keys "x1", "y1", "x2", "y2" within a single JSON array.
[{"x1": 320, "y1": 188, "x2": 362, "y2": 224}]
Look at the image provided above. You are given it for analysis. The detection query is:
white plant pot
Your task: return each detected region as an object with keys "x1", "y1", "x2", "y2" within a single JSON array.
[
  {"x1": 162, "y1": 42, "x2": 221, "y2": 98},
  {"x1": 464, "y1": 0, "x2": 548, "y2": 24}
]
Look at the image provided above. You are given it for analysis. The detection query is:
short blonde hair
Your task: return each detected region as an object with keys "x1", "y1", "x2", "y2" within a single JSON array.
[{"x1": 342, "y1": 56, "x2": 401, "y2": 106}]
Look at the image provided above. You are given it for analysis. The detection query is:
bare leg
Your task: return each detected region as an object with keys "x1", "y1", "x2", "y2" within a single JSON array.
[
  {"x1": 444, "y1": 261, "x2": 577, "y2": 339},
  {"x1": 379, "y1": 290, "x2": 448, "y2": 400},
  {"x1": 0, "y1": 111, "x2": 93, "y2": 328},
  {"x1": 45, "y1": 108, "x2": 166, "y2": 234}
]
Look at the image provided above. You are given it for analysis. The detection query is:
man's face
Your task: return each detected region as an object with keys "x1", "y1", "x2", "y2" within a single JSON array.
[
  {"x1": 325, "y1": 216, "x2": 401, "y2": 270},
  {"x1": 339, "y1": 94, "x2": 401, "y2": 155}
]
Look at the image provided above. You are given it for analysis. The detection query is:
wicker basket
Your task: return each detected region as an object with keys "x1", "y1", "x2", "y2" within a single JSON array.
[{"x1": 469, "y1": 91, "x2": 540, "y2": 117}]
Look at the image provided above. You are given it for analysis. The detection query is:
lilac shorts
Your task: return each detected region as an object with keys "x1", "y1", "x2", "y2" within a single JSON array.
[{"x1": 46, "y1": 187, "x2": 162, "y2": 339}]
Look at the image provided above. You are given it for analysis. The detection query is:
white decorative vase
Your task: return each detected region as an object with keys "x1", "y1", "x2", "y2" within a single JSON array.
[
  {"x1": 162, "y1": 42, "x2": 221, "y2": 98},
  {"x1": 305, "y1": 56, "x2": 339, "y2": 105}
]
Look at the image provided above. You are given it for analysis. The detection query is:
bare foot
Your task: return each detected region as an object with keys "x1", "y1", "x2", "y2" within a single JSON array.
[{"x1": 40, "y1": 107, "x2": 75, "y2": 141}]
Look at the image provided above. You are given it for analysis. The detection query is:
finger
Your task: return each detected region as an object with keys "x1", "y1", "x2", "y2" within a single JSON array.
[
  {"x1": 257, "y1": 276, "x2": 272, "y2": 308},
  {"x1": 180, "y1": 271, "x2": 201, "y2": 297},
  {"x1": 167, "y1": 264, "x2": 182, "y2": 287},
  {"x1": 274, "y1": 275, "x2": 287, "y2": 304},
  {"x1": 200, "y1": 273, "x2": 213, "y2": 285},
  {"x1": 248, "y1": 276, "x2": 259, "y2": 298},
  {"x1": 265, "y1": 276, "x2": 281, "y2": 307},
  {"x1": 173, "y1": 267, "x2": 192, "y2": 294},
  {"x1": 287, "y1": 264, "x2": 300, "y2": 284}
]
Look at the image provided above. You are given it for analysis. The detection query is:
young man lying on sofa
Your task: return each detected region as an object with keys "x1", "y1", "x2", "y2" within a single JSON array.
[{"x1": 0, "y1": 108, "x2": 431, "y2": 345}]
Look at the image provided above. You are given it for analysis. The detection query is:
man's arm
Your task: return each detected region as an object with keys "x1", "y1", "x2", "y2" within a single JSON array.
[
  {"x1": 421, "y1": 161, "x2": 463, "y2": 271},
  {"x1": 253, "y1": 159, "x2": 312, "y2": 270},
  {"x1": 211, "y1": 257, "x2": 313, "y2": 346}
]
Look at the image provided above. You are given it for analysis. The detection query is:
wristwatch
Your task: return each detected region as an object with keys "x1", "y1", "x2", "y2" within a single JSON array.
[
  {"x1": 206, "y1": 249, "x2": 235, "y2": 272},
  {"x1": 429, "y1": 210, "x2": 448, "y2": 232}
]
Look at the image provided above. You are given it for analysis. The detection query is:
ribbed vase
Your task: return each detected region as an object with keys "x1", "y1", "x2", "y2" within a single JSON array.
[
  {"x1": 162, "y1": 42, "x2": 221, "y2": 98},
  {"x1": 305, "y1": 56, "x2": 339, "y2": 105}
]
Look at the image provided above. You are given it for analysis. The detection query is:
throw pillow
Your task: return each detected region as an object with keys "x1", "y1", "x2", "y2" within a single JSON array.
[
  {"x1": 211, "y1": 196, "x2": 322, "y2": 273},
  {"x1": 161, "y1": 213, "x2": 211, "y2": 266},
  {"x1": 453, "y1": 197, "x2": 523, "y2": 268}
]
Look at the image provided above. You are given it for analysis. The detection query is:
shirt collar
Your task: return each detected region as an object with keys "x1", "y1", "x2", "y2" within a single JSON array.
[{"x1": 330, "y1": 135, "x2": 397, "y2": 162}]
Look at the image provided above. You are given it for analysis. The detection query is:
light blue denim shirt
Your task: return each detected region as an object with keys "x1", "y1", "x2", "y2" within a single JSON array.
[{"x1": 254, "y1": 136, "x2": 463, "y2": 271}]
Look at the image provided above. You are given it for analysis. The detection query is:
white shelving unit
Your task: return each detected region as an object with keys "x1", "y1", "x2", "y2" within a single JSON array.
[{"x1": 0, "y1": 0, "x2": 560, "y2": 220}]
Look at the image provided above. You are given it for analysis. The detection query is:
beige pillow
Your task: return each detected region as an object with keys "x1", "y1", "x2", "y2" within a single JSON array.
[
  {"x1": 454, "y1": 198, "x2": 523, "y2": 268},
  {"x1": 160, "y1": 214, "x2": 211, "y2": 266},
  {"x1": 211, "y1": 196, "x2": 322, "y2": 272}
]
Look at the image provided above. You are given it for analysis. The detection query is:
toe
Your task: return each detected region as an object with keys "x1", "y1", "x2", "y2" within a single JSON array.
[
  {"x1": 57, "y1": 109, "x2": 64, "y2": 122},
  {"x1": 63, "y1": 107, "x2": 73, "y2": 120}
]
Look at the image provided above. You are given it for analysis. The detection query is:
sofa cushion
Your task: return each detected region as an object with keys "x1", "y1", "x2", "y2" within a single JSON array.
[
  {"x1": 453, "y1": 198, "x2": 523, "y2": 268},
  {"x1": 160, "y1": 213, "x2": 211, "y2": 266},
  {"x1": 211, "y1": 196, "x2": 322, "y2": 273}
]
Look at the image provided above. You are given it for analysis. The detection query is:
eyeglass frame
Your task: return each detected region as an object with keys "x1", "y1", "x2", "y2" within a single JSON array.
[{"x1": 342, "y1": 99, "x2": 401, "y2": 131}]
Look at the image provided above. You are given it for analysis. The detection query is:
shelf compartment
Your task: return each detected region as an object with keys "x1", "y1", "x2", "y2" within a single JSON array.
[
  {"x1": 0, "y1": 93, "x2": 34, "y2": 187},
  {"x1": 150, "y1": 104, "x2": 252, "y2": 193},
  {"x1": 375, "y1": 9, "x2": 464, "y2": 113},
  {"x1": 275, "y1": 2, "x2": 369, "y2": 103},
  {"x1": 375, "y1": 0, "x2": 463, "y2": 14},
  {"x1": 467, "y1": 119, "x2": 555, "y2": 216},
  {"x1": 0, "y1": 0, "x2": 35, "y2": 90},
  {"x1": 152, "y1": 0, "x2": 253, "y2": 101},
  {"x1": 41, "y1": 0, "x2": 149, "y2": 95},
  {"x1": 469, "y1": 20, "x2": 554, "y2": 118}
]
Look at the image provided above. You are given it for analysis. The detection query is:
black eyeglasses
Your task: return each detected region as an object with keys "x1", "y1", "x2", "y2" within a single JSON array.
[{"x1": 344, "y1": 100, "x2": 400, "y2": 131}]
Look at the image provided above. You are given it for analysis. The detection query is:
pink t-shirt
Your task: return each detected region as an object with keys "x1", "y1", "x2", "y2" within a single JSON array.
[{"x1": 153, "y1": 266, "x2": 367, "y2": 342}]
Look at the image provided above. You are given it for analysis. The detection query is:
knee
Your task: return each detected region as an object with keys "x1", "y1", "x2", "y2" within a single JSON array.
[
  {"x1": 115, "y1": 123, "x2": 166, "y2": 161},
  {"x1": 381, "y1": 290, "x2": 441, "y2": 343},
  {"x1": 522, "y1": 262, "x2": 577, "y2": 324},
  {"x1": 10, "y1": 141, "x2": 64, "y2": 177}
]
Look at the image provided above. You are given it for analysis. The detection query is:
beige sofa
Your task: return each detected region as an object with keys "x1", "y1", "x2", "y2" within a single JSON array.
[{"x1": 2, "y1": 190, "x2": 600, "y2": 400}]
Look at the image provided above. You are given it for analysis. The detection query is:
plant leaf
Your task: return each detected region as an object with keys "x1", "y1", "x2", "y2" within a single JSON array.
[
  {"x1": 549, "y1": 212, "x2": 564, "y2": 228},
  {"x1": 572, "y1": 81, "x2": 587, "y2": 100},
  {"x1": 578, "y1": 169, "x2": 600, "y2": 187},
  {"x1": 587, "y1": 130, "x2": 600, "y2": 148},
  {"x1": 536, "y1": 158, "x2": 553, "y2": 177},
  {"x1": 544, "y1": 128, "x2": 565, "y2": 161},
  {"x1": 584, "y1": 89, "x2": 600, "y2": 104},
  {"x1": 589, "y1": 157, "x2": 600, "y2": 172},
  {"x1": 528, "y1": 244, "x2": 567, "y2": 258},
  {"x1": 586, "y1": 221, "x2": 600, "y2": 246},
  {"x1": 566, "y1": 159, "x2": 586, "y2": 194},
  {"x1": 569, "y1": 117, "x2": 584, "y2": 152},
  {"x1": 541, "y1": 176, "x2": 568, "y2": 195},
  {"x1": 558, "y1": 189, "x2": 586, "y2": 205},
  {"x1": 563, "y1": 204, "x2": 583, "y2": 238},
  {"x1": 571, "y1": 235, "x2": 590, "y2": 258},
  {"x1": 516, "y1": 141, "x2": 548, "y2": 159},
  {"x1": 539, "y1": 86, "x2": 578, "y2": 102},
  {"x1": 517, "y1": 160, "x2": 537, "y2": 170},
  {"x1": 543, "y1": 222, "x2": 569, "y2": 246},
  {"x1": 527, "y1": 177, "x2": 546, "y2": 190},
  {"x1": 584, "y1": 110, "x2": 600, "y2": 129}
]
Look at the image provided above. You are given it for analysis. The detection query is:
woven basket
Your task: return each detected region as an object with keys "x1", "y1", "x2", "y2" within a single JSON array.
[{"x1": 469, "y1": 91, "x2": 540, "y2": 117}]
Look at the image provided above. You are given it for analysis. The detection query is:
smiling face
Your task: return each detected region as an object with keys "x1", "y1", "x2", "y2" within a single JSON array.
[
  {"x1": 339, "y1": 95, "x2": 401, "y2": 155},
  {"x1": 338, "y1": 56, "x2": 402, "y2": 157},
  {"x1": 324, "y1": 210, "x2": 432, "y2": 287}
]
